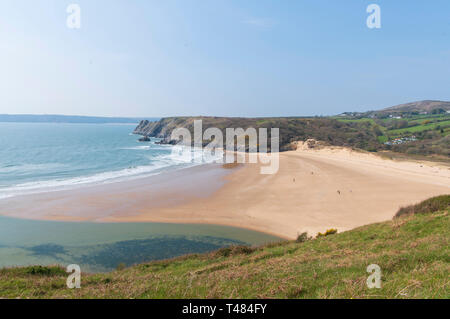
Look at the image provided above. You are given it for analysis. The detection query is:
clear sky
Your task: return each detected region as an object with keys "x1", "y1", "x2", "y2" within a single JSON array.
[{"x1": 0, "y1": 0, "x2": 449, "y2": 117}]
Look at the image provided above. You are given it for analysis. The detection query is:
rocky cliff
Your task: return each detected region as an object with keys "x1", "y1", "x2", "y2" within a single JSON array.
[
  {"x1": 133, "y1": 117, "x2": 262, "y2": 147},
  {"x1": 133, "y1": 117, "x2": 202, "y2": 139}
]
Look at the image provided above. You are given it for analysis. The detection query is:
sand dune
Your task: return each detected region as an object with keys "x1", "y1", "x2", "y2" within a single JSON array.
[{"x1": 1, "y1": 146, "x2": 448, "y2": 240}]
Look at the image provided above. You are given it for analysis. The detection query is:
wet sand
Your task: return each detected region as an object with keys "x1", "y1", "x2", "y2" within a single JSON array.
[
  {"x1": 1, "y1": 146, "x2": 449, "y2": 239},
  {"x1": 0, "y1": 164, "x2": 231, "y2": 221}
]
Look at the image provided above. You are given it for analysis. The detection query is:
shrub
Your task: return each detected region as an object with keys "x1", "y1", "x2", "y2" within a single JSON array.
[
  {"x1": 263, "y1": 241, "x2": 289, "y2": 249},
  {"x1": 116, "y1": 263, "x2": 126, "y2": 271},
  {"x1": 296, "y1": 232, "x2": 310, "y2": 243},
  {"x1": 395, "y1": 195, "x2": 450, "y2": 218},
  {"x1": 316, "y1": 229, "x2": 338, "y2": 238},
  {"x1": 25, "y1": 265, "x2": 66, "y2": 276},
  {"x1": 213, "y1": 245, "x2": 256, "y2": 257}
]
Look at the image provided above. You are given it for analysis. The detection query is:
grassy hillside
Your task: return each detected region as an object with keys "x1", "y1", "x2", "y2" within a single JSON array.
[
  {"x1": 379, "y1": 100, "x2": 450, "y2": 114},
  {"x1": 1, "y1": 196, "x2": 448, "y2": 299},
  {"x1": 335, "y1": 112, "x2": 450, "y2": 156},
  {"x1": 134, "y1": 116, "x2": 384, "y2": 152},
  {"x1": 333, "y1": 101, "x2": 450, "y2": 157}
]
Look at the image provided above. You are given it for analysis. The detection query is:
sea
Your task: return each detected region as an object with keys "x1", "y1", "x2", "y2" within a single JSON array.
[
  {"x1": 0, "y1": 122, "x2": 280, "y2": 272},
  {"x1": 0, "y1": 122, "x2": 205, "y2": 199}
]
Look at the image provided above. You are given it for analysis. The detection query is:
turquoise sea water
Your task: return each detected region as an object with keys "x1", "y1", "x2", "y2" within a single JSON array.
[
  {"x1": 0, "y1": 122, "x2": 195, "y2": 199},
  {"x1": 0, "y1": 123, "x2": 281, "y2": 272}
]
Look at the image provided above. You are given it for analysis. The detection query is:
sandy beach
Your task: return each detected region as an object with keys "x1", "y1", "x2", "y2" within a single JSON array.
[{"x1": 0, "y1": 145, "x2": 449, "y2": 239}]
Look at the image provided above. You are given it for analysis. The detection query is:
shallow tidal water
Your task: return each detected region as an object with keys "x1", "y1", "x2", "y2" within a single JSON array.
[{"x1": 0, "y1": 216, "x2": 281, "y2": 272}]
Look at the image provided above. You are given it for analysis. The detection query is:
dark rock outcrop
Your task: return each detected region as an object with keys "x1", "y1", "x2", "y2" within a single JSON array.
[{"x1": 138, "y1": 136, "x2": 151, "y2": 142}]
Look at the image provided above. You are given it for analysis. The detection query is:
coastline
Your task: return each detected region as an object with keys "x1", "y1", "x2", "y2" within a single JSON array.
[
  {"x1": 0, "y1": 163, "x2": 233, "y2": 221},
  {"x1": 0, "y1": 146, "x2": 449, "y2": 239}
]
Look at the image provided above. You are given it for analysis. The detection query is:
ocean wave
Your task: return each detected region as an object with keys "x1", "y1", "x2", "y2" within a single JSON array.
[
  {"x1": 0, "y1": 152, "x2": 221, "y2": 200},
  {"x1": 152, "y1": 147, "x2": 224, "y2": 165},
  {"x1": 0, "y1": 194, "x2": 14, "y2": 200},
  {"x1": 0, "y1": 161, "x2": 175, "y2": 198},
  {"x1": 120, "y1": 146, "x2": 151, "y2": 150},
  {"x1": 0, "y1": 147, "x2": 223, "y2": 200}
]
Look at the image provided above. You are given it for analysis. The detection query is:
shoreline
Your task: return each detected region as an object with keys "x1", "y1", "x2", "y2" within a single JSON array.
[
  {"x1": 0, "y1": 163, "x2": 234, "y2": 220},
  {"x1": 0, "y1": 146, "x2": 449, "y2": 239}
]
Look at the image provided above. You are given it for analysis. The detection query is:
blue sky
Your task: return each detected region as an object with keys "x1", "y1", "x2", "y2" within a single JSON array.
[{"x1": 0, "y1": 0, "x2": 449, "y2": 117}]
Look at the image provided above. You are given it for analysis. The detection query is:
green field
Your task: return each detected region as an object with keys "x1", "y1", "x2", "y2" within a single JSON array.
[
  {"x1": 337, "y1": 114, "x2": 450, "y2": 137},
  {"x1": 1, "y1": 196, "x2": 448, "y2": 299},
  {"x1": 387, "y1": 120, "x2": 450, "y2": 135},
  {"x1": 333, "y1": 118, "x2": 377, "y2": 125}
]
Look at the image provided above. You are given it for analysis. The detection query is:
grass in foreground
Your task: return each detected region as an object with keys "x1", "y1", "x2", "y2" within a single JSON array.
[{"x1": 0, "y1": 197, "x2": 449, "y2": 299}]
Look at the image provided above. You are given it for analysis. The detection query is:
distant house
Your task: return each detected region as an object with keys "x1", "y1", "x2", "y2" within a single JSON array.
[{"x1": 384, "y1": 136, "x2": 417, "y2": 146}]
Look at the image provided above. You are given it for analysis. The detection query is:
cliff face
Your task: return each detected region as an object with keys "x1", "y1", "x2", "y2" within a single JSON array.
[{"x1": 133, "y1": 117, "x2": 200, "y2": 139}]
